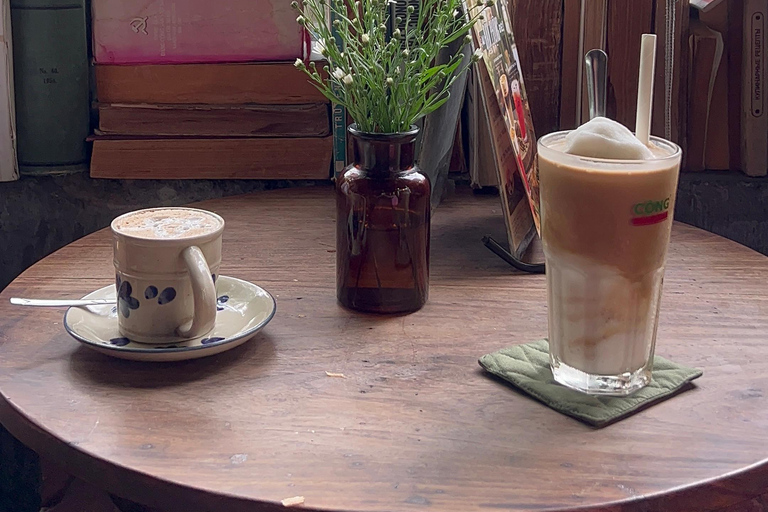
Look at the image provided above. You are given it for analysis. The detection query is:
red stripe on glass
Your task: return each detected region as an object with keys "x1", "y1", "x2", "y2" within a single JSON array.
[{"x1": 631, "y1": 211, "x2": 669, "y2": 226}]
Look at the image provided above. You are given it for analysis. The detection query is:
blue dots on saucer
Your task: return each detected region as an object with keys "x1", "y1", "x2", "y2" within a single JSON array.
[
  {"x1": 201, "y1": 337, "x2": 225, "y2": 345},
  {"x1": 109, "y1": 337, "x2": 131, "y2": 347},
  {"x1": 216, "y1": 295, "x2": 229, "y2": 311}
]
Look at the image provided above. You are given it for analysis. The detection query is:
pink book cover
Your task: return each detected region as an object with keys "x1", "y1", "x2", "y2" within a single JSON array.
[{"x1": 92, "y1": 0, "x2": 308, "y2": 64}]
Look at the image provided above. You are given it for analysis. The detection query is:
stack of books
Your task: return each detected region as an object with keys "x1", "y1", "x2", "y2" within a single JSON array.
[
  {"x1": 687, "y1": 0, "x2": 767, "y2": 176},
  {"x1": 559, "y1": 0, "x2": 689, "y2": 148},
  {"x1": 89, "y1": 0, "x2": 332, "y2": 179},
  {"x1": 560, "y1": 0, "x2": 766, "y2": 176}
]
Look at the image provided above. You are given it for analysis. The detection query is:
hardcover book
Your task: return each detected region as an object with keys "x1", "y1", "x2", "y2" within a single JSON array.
[
  {"x1": 0, "y1": 0, "x2": 16, "y2": 181},
  {"x1": 91, "y1": 0, "x2": 307, "y2": 64},
  {"x1": 96, "y1": 103, "x2": 330, "y2": 137}
]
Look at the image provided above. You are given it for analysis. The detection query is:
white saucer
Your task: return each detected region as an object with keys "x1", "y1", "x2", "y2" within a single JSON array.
[{"x1": 64, "y1": 275, "x2": 276, "y2": 362}]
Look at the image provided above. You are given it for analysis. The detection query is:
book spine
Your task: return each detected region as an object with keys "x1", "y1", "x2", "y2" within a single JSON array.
[
  {"x1": 11, "y1": 0, "x2": 90, "y2": 174},
  {"x1": 741, "y1": 0, "x2": 768, "y2": 176},
  {"x1": 330, "y1": 5, "x2": 346, "y2": 178},
  {"x1": 652, "y1": 0, "x2": 689, "y2": 147},
  {"x1": 89, "y1": 136, "x2": 333, "y2": 179},
  {"x1": 579, "y1": 0, "x2": 607, "y2": 124},
  {"x1": 727, "y1": 0, "x2": 744, "y2": 171},
  {"x1": 0, "y1": 0, "x2": 17, "y2": 181},
  {"x1": 559, "y1": 0, "x2": 581, "y2": 129},
  {"x1": 91, "y1": 0, "x2": 304, "y2": 65},
  {"x1": 94, "y1": 63, "x2": 326, "y2": 105}
]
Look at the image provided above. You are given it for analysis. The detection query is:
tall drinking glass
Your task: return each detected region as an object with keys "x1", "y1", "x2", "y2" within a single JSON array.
[{"x1": 537, "y1": 132, "x2": 682, "y2": 395}]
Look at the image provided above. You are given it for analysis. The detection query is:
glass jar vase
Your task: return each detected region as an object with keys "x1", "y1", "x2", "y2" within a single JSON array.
[{"x1": 336, "y1": 125, "x2": 431, "y2": 314}]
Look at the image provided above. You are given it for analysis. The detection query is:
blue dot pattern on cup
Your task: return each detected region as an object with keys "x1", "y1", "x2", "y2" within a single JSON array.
[
  {"x1": 158, "y1": 287, "x2": 176, "y2": 305},
  {"x1": 117, "y1": 278, "x2": 140, "y2": 318},
  {"x1": 115, "y1": 273, "x2": 178, "y2": 317}
]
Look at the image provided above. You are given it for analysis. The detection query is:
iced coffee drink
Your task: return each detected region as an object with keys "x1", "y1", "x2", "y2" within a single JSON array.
[{"x1": 537, "y1": 117, "x2": 682, "y2": 395}]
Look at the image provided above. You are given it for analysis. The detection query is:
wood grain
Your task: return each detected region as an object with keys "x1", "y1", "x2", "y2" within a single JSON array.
[
  {"x1": 605, "y1": 0, "x2": 654, "y2": 129},
  {"x1": 89, "y1": 137, "x2": 333, "y2": 180},
  {"x1": 1, "y1": 187, "x2": 768, "y2": 512},
  {"x1": 510, "y1": 0, "x2": 563, "y2": 134}
]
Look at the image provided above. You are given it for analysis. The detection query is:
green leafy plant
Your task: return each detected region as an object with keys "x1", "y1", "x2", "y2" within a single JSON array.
[{"x1": 293, "y1": 0, "x2": 492, "y2": 133}]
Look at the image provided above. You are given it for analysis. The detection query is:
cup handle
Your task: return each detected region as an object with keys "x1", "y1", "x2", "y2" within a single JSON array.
[{"x1": 177, "y1": 246, "x2": 216, "y2": 338}]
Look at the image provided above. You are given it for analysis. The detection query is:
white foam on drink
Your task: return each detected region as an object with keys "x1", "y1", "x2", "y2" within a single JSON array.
[
  {"x1": 114, "y1": 208, "x2": 222, "y2": 240},
  {"x1": 564, "y1": 117, "x2": 653, "y2": 160}
]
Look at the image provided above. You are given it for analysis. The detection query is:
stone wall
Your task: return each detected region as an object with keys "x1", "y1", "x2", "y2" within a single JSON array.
[{"x1": 675, "y1": 172, "x2": 768, "y2": 256}]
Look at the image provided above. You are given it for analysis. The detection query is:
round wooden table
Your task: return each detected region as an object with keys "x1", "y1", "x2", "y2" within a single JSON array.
[{"x1": 1, "y1": 186, "x2": 767, "y2": 512}]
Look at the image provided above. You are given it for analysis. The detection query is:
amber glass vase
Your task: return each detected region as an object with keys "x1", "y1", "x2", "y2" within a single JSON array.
[{"x1": 336, "y1": 125, "x2": 431, "y2": 314}]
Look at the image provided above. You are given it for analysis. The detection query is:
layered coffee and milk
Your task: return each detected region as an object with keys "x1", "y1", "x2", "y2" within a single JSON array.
[
  {"x1": 112, "y1": 208, "x2": 223, "y2": 240},
  {"x1": 538, "y1": 117, "x2": 681, "y2": 381}
]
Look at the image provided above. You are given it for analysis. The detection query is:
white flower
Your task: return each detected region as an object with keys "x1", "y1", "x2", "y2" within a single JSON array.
[
  {"x1": 386, "y1": 77, "x2": 394, "y2": 86},
  {"x1": 361, "y1": 33, "x2": 370, "y2": 44},
  {"x1": 332, "y1": 67, "x2": 345, "y2": 79},
  {"x1": 392, "y1": 28, "x2": 401, "y2": 38},
  {"x1": 473, "y1": 48, "x2": 483, "y2": 60},
  {"x1": 402, "y1": 49, "x2": 410, "y2": 57},
  {"x1": 294, "y1": 58, "x2": 303, "y2": 68},
  {"x1": 395, "y1": 66, "x2": 401, "y2": 74},
  {"x1": 453, "y1": 9, "x2": 459, "y2": 17},
  {"x1": 342, "y1": 74, "x2": 354, "y2": 85}
]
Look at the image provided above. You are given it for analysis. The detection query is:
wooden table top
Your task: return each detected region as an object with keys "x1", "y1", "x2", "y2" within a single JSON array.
[{"x1": 1, "y1": 186, "x2": 768, "y2": 512}]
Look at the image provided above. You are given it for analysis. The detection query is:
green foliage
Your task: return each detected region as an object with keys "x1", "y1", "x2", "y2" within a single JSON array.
[{"x1": 292, "y1": 0, "x2": 490, "y2": 133}]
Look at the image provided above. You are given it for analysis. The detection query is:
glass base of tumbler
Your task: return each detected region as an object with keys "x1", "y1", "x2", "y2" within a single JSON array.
[{"x1": 551, "y1": 359, "x2": 651, "y2": 396}]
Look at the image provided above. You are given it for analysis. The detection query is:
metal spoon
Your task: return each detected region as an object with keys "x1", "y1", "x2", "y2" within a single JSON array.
[
  {"x1": 10, "y1": 298, "x2": 116, "y2": 307},
  {"x1": 585, "y1": 48, "x2": 608, "y2": 120}
]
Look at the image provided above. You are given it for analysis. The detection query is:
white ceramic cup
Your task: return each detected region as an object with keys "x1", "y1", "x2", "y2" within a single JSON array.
[{"x1": 110, "y1": 207, "x2": 225, "y2": 344}]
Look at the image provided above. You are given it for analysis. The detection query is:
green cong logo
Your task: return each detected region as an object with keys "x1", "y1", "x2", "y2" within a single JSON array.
[{"x1": 631, "y1": 197, "x2": 670, "y2": 226}]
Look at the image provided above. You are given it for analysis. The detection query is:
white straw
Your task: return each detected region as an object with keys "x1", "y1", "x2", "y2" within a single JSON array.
[{"x1": 635, "y1": 33, "x2": 657, "y2": 146}]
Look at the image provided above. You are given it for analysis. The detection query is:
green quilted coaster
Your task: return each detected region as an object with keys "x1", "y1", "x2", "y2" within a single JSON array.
[{"x1": 479, "y1": 339, "x2": 703, "y2": 427}]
